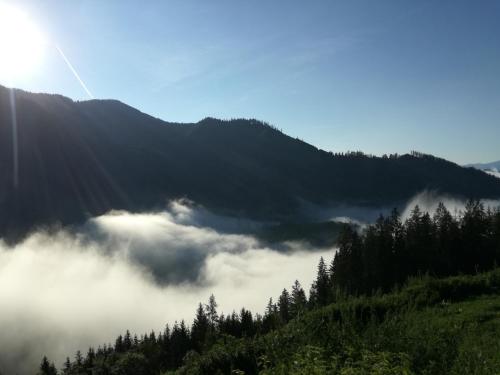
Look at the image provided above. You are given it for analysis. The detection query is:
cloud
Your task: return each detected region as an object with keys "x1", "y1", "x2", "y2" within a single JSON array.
[
  {"x1": 2, "y1": 193, "x2": 498, "y2": 374},
  {"x1": 298, "y1": 199, "x2": 394, "y2": 224},
  {"x1": 485, "y1": 168, "x2": 500, "y2": 179},
  {"x1": 400, "y1": 190, "x2": 500, "y2": 220},
  {"x1": 300, "y1": 191, "x2": 500, "y2": 226},
  {"x1": 80, "y1": 200, "x2": 270, "y2": 285},
  {"x1": 0, "y1": 201, "x2": 332, "y2": 374}
]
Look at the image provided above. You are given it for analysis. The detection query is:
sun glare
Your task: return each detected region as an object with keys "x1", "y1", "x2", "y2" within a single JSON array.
[{"x1": 0, "y1": 3, "x2": 46, "y2": 83}]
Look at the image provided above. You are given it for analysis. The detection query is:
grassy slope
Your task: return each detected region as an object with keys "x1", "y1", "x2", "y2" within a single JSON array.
[{"x1": 173, "y1": 271, "x2": 500, "y2": 374}]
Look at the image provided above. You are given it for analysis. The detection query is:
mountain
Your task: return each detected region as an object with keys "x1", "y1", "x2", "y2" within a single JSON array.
[
  {"x1": 467, "y1": 160, "x2": 500, "y2": 170},
  {"x1": 466, "y1": 160, "x2": 500, "y2": 179},
  {"x1": 1, "y1": 85, "x2": 500, "y2": 240}
]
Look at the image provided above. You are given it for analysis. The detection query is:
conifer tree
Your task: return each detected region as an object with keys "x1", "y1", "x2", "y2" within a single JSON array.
[
  {"x1": 310, "y1": 257, "x2": 330, "y2": 306},
  {"x1": 38, "y1": 356, "x2": 57, "y2": 375},
  {"x1": 115, "y1": 334, "x2": 124, "y2": 353},
  {"x1": 75, "y1": 350, "x2": 83, "y2": 367},
  {"x1": 277, "y1": 288, "x2": 291, "y2": 323},
  {"x1": 62, "y1": 357, "x2": 71, "y2": 375},
  {"x1": 240, "y1": 308, "x2": 254, "y2": 337},
  {"x1": 206, "y1": 294, "x2": 219, "y2": 328},
  {"x1": 191, "y1": 303, "x2": 209, "y2": 351},
  {"x1": 205, "y1": 294, "x2": 219, "y2": 344},
  {"x1": 290, "y1": 280, "x2": 307, "y2": 318},
  {"x1": 123, "y1": 330, "x2": 132, "y2": 350}
]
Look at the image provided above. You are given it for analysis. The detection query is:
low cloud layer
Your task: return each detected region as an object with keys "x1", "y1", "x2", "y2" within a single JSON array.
[
  {"x1": 485, "y1": 168, "x2": 500, "y2": 179},
  {"x1": 302, "y1": 191, "x2": 500, "y2": 226},
  {"x1": 400, "y1": 191, "x2": 500, "y2": 220},
  {"x1": 0, "y1": 201, "x2": 331, "y2": 374},
  {"x1": 1, "y1": 194, "x2": 499, "y2": 374}
]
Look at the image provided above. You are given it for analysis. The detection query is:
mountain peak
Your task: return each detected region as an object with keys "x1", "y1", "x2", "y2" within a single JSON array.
[{"x1": 0, "y1": 86, "x2": 499, "y2": 241}]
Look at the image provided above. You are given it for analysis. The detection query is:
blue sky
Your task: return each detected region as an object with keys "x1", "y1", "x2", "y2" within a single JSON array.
[{"x1": 3, "y1": 0, "x2": 500, "y2": 164}]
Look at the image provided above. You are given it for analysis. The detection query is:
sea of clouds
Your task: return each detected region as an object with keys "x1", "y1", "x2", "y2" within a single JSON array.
[
  {"x1": 0, "y1": 200, "x2": 331, "y2": 374},
  {"x1": 1, "y1": 193, "x2": 499, "y2": 374}
]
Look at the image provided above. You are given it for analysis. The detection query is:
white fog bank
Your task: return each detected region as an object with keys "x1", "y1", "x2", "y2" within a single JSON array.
[
  {"x1": 1, "y1": 193, "x2": 500, "y2": 374},
  {"x1": 0, "y1": 202, "x2": 331, "y2": 374}
]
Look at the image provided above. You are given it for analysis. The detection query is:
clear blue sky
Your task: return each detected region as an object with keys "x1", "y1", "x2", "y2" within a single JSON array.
[{"x1": 3, "y1": 0, "x2": 500, "y2": 164}]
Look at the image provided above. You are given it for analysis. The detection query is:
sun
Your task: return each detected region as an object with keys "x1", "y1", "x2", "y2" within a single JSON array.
[{"x1": 0, "y1": 3, "x2": 46, "y2": 83}]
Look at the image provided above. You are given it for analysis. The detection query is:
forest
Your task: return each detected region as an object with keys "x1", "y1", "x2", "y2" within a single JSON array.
[
  {"x1": 35, "y1": 201, "x2": 500, "y2": 374},
  {"x1": 3, "y1": 85, "x2": 500, "y2": 243}
]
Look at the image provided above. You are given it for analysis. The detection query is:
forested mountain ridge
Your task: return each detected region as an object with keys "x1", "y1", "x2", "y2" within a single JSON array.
[{"x1": 1, "y1": 85, "x2": 500, "y2": 240}]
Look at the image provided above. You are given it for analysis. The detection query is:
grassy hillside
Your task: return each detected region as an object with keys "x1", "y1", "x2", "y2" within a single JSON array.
[{"x1": 173, "y1": 270, "x2": 500, "y2": 374}]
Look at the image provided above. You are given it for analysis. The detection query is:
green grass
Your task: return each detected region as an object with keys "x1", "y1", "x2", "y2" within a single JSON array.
[{"x1": 173, "y1": 270, "x2": 500, "y2": 374}]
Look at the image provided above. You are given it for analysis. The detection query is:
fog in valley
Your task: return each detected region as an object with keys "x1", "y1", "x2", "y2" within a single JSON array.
[{"x1": 0, "y1": 194, "x2": 499, "y2": 374}]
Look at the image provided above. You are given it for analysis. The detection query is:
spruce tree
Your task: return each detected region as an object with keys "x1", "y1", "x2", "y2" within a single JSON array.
[
  {"x1": 310, "y1": 257, "x2": 330, "y2": 306},
  {"x1": 290, "y1": 280, "x2": 307, "y2": 318},
  {"x1": 277, "y1": 288, "x2": 291, "y2": 323},
  {"x1": 62, "y1": 357, "x2": 71, "y2": 375},
  {"x1": 191, "y1": 303, "x2": 209, "y2": 351}
]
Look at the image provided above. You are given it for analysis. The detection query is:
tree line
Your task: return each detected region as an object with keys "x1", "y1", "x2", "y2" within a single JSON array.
[{"x1": 37, "y1": 200, "x2": 500, "y2": 375}]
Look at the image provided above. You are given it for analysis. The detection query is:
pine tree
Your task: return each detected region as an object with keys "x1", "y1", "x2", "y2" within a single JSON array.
[
  {"x1": 330, "y1": 225, "x2": 363, "y2": 294},
  {"x1": 462, "y1": 200, "x2": 489, "y2": 272},
  {"x1": 240, "y1": 308, "x2": 254, "y2": 337},
  {"x1": 84, "y1": 347, "x2": 95, "y2": 369},
  {"x1": 62, "y1": 357, "x2": 71, "y2": 375},
  {"x1": 310, "y1": 257, "x2": 330, "y2": 306},
  {"x1": 290, "y1": 280, "x2": 307, "y2": 318},
  {"x1": 115, "y1": 334, "x2": 124, "y2": 352},
  {"x1": 263, "y1": 298, "x2": 279, "y2": 332},
  {"x1": 191, "y1": 303, "x2": 209, "y2": 351},
  {"x1": 133, "y1": 334, "x2": 140, "y2": 348},
  {"x1": 124, "y1": 330, "x2": 132, "y2": 350},
  {"x1": 75, "y1": 350, "x2": 83, "y2": 367},
  {"x1": 206, "y1": 294, "x2": 218, "y2": 327},
  {"x1": 171, "y1": 320, "x2": 191, "y2": 367},
  {"x1": 38, "y1": 356, "x2": 57, "y2": 375},
  {"x1": 277, "y1": 288, "x2": 291, "y2": 323},
  {"x1": 433, "y1": 202, "x2": 459, "y2": 274}
]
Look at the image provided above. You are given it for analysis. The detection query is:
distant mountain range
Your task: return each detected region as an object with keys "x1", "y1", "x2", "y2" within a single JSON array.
[{"x1": 1, "y1": 85, "x2": 500, "y2": 240}]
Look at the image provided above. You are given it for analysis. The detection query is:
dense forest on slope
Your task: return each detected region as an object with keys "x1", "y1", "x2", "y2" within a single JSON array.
[
  {"x1": 1, "y1": 85, "x2": 500, "y2": 240},
  {"x1": 35, "y1": 201, "x2": 500, "y2": 375}
]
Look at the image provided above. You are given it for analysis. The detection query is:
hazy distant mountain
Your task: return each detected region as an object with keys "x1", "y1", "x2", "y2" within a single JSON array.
[{"x1": 1, "y1": 85, "x2": 500, "y2": 240}]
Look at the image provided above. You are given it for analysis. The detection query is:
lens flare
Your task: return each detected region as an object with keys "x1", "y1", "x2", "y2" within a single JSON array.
[{"x1": 0, "y1": 3, "x2": 47, "y2": 83}]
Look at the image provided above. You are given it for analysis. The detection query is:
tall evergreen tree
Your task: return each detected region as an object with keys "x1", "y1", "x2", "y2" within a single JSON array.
[
  {"x1": 38, "y1": 356, "x2": 57, "y2": 375},
  {"x1": 240, "y1": 308, "x2": 255, "y2": 337},
  {"x1": 290, "y1": 280, "x2": 307, "y2": 318},
  {"x1": 309, "y1": 257, "x2": 330, "y2": 306},
  {"x1": 62, "y1": 357, "x2": 71, "y2": 375},
  {"x1": 191, "y1": 303, "x2": 209, "y2": 351},
  {"x1": 123, "y1": 330, "x2": 132, "y2": 350},
  {"x1": 205, "y1": 294, "x2": 219, "y2": 344},
  {"x1": 277, "y1": 288, "x2": 291, "y2": 323}
]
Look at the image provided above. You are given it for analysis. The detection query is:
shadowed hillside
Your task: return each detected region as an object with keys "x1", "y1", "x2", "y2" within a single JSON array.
[{"x1": 1, "y1": 85, "x2": 500, "y2": 240}]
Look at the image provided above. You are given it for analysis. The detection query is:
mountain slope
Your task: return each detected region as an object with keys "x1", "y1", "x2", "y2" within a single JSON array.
[
  {"x1": 467, "y1": 160, "x2": 500, "y2": 179},
  {"x1": 1, "y1": 85, "x2": 500, "y2": 239},
  {"x1": 467, "y1": 160, "x2": 500, "y2": 170}
]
